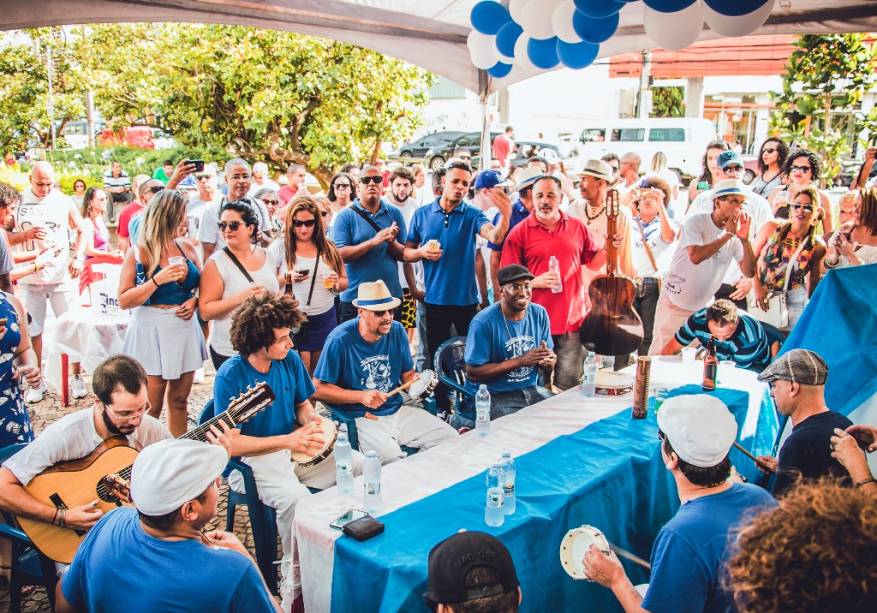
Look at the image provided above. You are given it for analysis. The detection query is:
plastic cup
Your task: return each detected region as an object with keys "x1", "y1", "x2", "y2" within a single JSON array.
[
  {"x1": 427, "y1": 239, "x2": 441, "y2": 253},
  {"x1": 323, "y1": 275, "x2": 335, "y2": 289},
  {"x1": 652, "y1": 387, "x2": 670, "y2": 412},
  {"x1": 681, "y1": 347, "x2": 696, "y2": 363}
]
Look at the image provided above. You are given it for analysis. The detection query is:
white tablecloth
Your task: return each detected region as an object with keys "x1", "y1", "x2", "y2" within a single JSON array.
[
  {"x1": 292, "y1": 359, "x2": 769, "y2": 612},
  {"x1": 44, "y1": 306, "x2": 129, "y2": 385}
]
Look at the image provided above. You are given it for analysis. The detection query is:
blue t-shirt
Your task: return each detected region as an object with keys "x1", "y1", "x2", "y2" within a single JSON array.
[
  {"x1": 213, "y1": 352, "x2": 315, "y2": 438},
  {"x1": 331, "y1": 200, "x2": 406, "y2": 301},
  {"x1": 464, "y1": 303, "x2": 553, "y2": 393},
  {"x1": 675, "y1": 310, "x2": 772, "y2": 372},
  {"x1": 407, "y1": 199, "x2": 489, "y2": 306},
  {"x1": 487, "y1": 200, "x2": 529, "y2": 251},
  {"x1": 61, "y1": 508, "x2": 275, "y2": 613},
  {"x1": 642, "y1": 482, "x2": 776, "y2": 613},
  {"x1": 314, "y1": 318, "x2": 413, "y2": 417}
]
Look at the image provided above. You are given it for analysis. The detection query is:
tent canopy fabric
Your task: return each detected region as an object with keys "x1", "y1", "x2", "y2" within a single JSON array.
[{"x1": 2, "y1": 1, "x2": 877, "y2": 94}]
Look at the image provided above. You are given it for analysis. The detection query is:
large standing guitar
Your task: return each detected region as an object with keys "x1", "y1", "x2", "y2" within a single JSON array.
[
  {"x1": 579, "y1": 189, "x2": 644, "y2": 356},
  {"x1": 16, "y1": 382, "x2": 275, "y2": 564}
]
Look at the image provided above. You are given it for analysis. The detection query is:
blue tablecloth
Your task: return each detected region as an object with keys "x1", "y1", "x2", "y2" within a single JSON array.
[{"x1": 330, "y1": 385, "x2": 778, "y2": 612}]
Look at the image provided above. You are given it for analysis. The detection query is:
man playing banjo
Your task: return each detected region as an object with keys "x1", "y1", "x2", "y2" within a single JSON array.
[
  {"x1": 313, "y1": 280, "x2": 457, "y2": 464},
  {"x1": 212, "y1": 292, "x2": 362, "y2": 604}
]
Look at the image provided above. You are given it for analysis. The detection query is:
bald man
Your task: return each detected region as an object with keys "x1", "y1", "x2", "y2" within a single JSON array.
[{"x1": 11, "y1": 161, "x2": 89, "y2": 402}]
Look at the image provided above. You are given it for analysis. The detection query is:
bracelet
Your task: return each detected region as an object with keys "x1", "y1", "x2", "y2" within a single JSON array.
[
  {"x1": 151, "y1": 276, "x2": 160, "y2": 288},
  {"x1": 51, "y1": 507, "x2": 59, "y2": 526},
  {"x1": 854, "y1": 477, "x2": 876, "y2": 488},
  {"x1": 58, "y1": 508, "x2": 66, "y2": 528}
]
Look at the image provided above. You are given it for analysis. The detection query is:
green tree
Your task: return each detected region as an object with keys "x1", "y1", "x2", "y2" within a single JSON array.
[
  {"x1": 771, "y1": 34, "x2": 877, "y2": 186},
  {"x1": 650, "y1": 86, "x2": 685, "y2": 118}
]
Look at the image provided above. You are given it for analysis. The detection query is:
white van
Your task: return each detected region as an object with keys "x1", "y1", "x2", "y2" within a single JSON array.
[{"x1": 572, "y1": 118, "x2": 717, "y2": 180}]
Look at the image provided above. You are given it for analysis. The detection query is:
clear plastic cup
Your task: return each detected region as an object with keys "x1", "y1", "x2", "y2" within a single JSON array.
[{"x1": 681, "y1": 347, "x2": 696, "y2": 363}]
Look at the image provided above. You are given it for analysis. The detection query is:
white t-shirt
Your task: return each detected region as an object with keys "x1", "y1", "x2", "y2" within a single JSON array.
[
  {"x1": 187, "y1": 195, "x2": 221, "y2": 238},
  {"x1": 631, "y1": 216, "x2": 675, "y2": 277},
  {"x1": 3, "y1": 408, "x2": 170, "y2": 486},
  {"x1": 14, "y1": 188, "x2": 76, "y2": 286},
  {"x1": 267, "y1": 240, "x2": 336, "y2": 315},
  {"x1": 208, "y1": 248, "x2": 279, "y2": 356},
  {"x1": 662, "y1": 213, "x2": 744, "y2": 311}
]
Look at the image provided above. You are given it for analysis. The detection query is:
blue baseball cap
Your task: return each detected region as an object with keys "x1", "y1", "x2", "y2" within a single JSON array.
[
  {"x1": 717, "y1": 150, "x2": 743, "y2": 170},
  {"x1": 474, "y1": 170, "x2": 503, "y2": 190}
]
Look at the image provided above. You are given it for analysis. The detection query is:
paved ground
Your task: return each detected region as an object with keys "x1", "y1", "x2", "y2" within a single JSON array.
[{"x1": 0, "y1": 366, "x2": 271, "y2": 611}]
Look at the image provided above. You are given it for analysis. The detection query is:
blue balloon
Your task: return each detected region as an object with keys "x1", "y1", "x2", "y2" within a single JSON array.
[
  {"x1": 572, "y1": 10, "x2": 619, "y2": 44},
  {"x1": 487, "y1": 61, "x2": 513, "y2": 78},
  {"x1": 643, "y1": 0, "x2": 696, "y2": 12},
  {"x1": 470, "y1": 1, "x2": 512, "y2": 36},
  {"x1": 496, "y1": 21, "x2": 523, "y2": 59},
  {"x1": 556, "y1": 40, "x2": 599, "y2": 70},
  {"x1": 574, "y1": 0, "x2": 625, "y2": 19},
  {"x1": 527, "y1": 37, "x2": 560, "y2": 70},
  {"x1": 703, "y1": 0, "x2": 770, "y2": 17}
]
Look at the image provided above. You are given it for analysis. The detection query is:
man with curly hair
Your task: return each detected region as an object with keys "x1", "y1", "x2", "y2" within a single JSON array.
[
  {"x1": 727, "y1": 480, "x2": 877, "y2": 612},
  {"x1": 212, "y1": 292, "x2": 361, "y2": 605},
  {"x1": 583, "y1": 395, "x2": 776, "y2": 613}
]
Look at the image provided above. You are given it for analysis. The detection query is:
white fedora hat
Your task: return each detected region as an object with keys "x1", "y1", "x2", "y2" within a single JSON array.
[{"x1": 352, "y1": 280, "x2": 402, "y2": 311}]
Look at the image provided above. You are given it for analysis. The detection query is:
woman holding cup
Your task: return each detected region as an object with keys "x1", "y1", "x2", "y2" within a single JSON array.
[
  {"x1": 269, "y1": 196, "x2": 346, "y2": 373},
  {"x1": 119, "y1": 190, "x2": 206, "y2": 436}
]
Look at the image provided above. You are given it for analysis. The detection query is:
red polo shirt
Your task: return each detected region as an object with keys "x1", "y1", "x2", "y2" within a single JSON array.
[{"x1": 500, "y1": 211, "x2": 597, "y2": 335}]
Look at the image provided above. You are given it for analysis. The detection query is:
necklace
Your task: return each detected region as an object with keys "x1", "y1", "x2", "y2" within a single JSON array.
[
  {"x1": 498, "y1": 303, "x2": 524, "y2": 343},
  {"x1": 583, "y1": 202, "x2": 606, "y2": 223}
]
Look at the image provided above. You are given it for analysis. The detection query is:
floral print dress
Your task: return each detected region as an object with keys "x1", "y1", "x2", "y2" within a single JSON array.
[{"x1": 0, "y1": 292, "x2": 33, "y2": 446}]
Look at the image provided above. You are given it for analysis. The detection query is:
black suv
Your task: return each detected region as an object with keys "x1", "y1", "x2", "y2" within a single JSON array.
[
  {"x1": 397, "y1": 131, "x2": 466, "y2": 162},
  {"x1": 424, "y1": 131, "x2": 501, "y2": 172}
]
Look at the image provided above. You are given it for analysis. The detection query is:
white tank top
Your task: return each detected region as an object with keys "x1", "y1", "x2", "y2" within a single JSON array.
[{"x1": 14, "y1": 188, "x2": 75, "y2": 286}]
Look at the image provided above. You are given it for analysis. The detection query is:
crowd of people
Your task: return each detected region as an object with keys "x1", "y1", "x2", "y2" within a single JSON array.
[{"x1": 0, "y1": 129, "x2": 874, "y2": 612}]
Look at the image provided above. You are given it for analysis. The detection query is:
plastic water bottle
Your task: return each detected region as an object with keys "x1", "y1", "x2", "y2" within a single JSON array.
[
  {"x1": 500, "y1": 452, "x2": 516, "y2": 515},
  {"x1": 580, "y1": 351, "x2": 597, "y2": 397},
  {"x1": 475, "y1": 385, "x2": 491, "y2": 438},
  {"x1": 334, "y1": 424, "x2": 354, "y2": 499},
  {"x1": 363, "y1": 450, "x2": 382, "y2": 514},
  {"x1": 484, "y1": 464, "x2": 505, "y2": 527},
  {"x1": 548, "y1": 256, "x2": 563, "y2": 294}
]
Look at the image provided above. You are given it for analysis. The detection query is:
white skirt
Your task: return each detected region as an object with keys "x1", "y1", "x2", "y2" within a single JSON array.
[{"x1": 122, "y1": 306, "x2": 207, "y2": 379}]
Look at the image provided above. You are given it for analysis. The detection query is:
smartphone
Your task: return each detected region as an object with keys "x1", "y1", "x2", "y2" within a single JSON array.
[
  {"x1": 330, "y1": 509, "x2": 368, "y2": 530},
  {"x1": 189, "y1": 159, "x2": 205, "y2": 172}
]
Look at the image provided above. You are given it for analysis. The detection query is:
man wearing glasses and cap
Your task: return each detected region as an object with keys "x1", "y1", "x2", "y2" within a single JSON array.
[
  {"x1": 313, "y1": 280, "x2": 457, "y2": 464},
  {"x1": 755, "y1": 349, "x2": 854, "y2": 496}
]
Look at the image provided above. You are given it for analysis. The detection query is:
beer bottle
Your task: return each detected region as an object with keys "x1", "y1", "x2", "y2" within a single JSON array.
[
  {"x1": 702, "y1": 339, "x2": 718, "y2": 391},
  {"x1": 284, "y1": 272, "x2": 294, "y2": 295}
]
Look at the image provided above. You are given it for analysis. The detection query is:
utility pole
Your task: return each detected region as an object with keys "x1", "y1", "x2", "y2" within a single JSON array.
[{"x1": 637, "y1": 50, "x2": 652, "y2": 119}]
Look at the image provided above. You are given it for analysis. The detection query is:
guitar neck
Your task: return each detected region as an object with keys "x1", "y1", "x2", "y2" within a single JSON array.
[
  {"x1": 183, "y1": 411, "x2": 237, "y2": 443},
  {"x1": 606, "y1": 214, "x2": 617, "y2": 276}
]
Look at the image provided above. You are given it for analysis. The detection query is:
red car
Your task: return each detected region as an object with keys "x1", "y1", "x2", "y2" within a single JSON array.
[{"x1": 97, "y1": 126, "x2": 155, "y2": 149}]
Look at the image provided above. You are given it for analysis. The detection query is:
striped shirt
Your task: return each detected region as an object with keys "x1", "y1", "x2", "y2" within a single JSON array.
[{"x1": 674, "y1": 310, "x2": 772, "y2": 372}]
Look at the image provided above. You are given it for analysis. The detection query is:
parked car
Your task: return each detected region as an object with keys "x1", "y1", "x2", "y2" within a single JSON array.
[
  {"x1": 741, "y1": 155, "x2": 759, "y2": 185},
  {"x1": 97, "y1": 126, "x2": 155, "y2": 149},
  {"x1": 424, "y1": 131, "x2": 501, "y2": 172},
  {"x1": 397, "y1": 131, "x2": 466, "y2": 162}
]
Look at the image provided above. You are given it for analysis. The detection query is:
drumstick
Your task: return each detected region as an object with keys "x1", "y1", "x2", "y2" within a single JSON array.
[
  {"x1": 386, "y1": 378, "x2": 418, "y2": 398},
  {"x1": 609, "y1": 544, "x2": 651, "y2": 571},
  {"x1": 733, "y1": 441, "x2": 775, "y2": 473}
]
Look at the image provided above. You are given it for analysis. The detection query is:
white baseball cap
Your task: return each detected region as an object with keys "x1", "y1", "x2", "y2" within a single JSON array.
[
  {"x1": 656, "y1": 395, "x2": 737, "y2": 468},
  {"x1": 131, "y1": 439, "x2": 228, "y2": 516}
]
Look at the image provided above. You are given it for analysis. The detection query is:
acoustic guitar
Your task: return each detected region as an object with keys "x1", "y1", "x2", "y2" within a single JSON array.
[
  {"x1": 17, "y1": 382, "x2": 275, "y2": 564},
  {"x1": 579, "y1": 189, "x2": 644, "y2": 356}
]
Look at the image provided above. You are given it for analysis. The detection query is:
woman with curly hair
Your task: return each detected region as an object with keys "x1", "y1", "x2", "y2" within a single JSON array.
[
  {"x1": 752, "y1": 184, "x2": 827, "y2": 330},
  {"x1": 769, "y1": 149, "x2": 834, "y2": 233},
  {"x1": 727, "y1": 479, "x2": 877, "y2": 613},
  {"x1": 268, "y1": 196, "x2": 347, "y2": 373},
  {"x1": 749, "y1": 138, "x2": 788, "y2": 197},
  {"x1": 687, "y1": 140, "x2": 729, "y2": 204}
]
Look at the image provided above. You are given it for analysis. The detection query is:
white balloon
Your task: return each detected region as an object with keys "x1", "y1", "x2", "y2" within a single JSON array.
[
  {"x1": 552, "y1": 1, "x2": 582, "y2": 44},
  {"x1": 703, "y1": 0, "x2": 775, "y2": 37},
  {"x1": 513, "y1": 33, "x2": 536, "y2": 71},
  {"x1": 520, "y1": 0, "x2": 561, "y2": 40},
  {"x1": 509, "y1": 0, "x2": 530, "y2": 24},
  {"x1": 644, "y1": 1, "x2": 704, "y2": 51},
  {"x1": 467, "y1": 30, "x2": 498, "y2": 69}
]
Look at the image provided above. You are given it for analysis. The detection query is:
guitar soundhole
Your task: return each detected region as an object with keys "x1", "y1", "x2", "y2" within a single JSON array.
[{"x1": 98, "y1": 474, "x2": 130, "y2": 505}]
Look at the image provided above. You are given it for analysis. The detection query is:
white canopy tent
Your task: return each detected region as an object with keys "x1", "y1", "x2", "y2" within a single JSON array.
[{"x1": 3, "y1": 1, "x2": 877, "y2": 96}]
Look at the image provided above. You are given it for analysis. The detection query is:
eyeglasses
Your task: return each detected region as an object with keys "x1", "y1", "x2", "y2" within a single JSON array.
[
  {"x1": 334, "y1": 183, "x2": 352, "y2": 190},
  {"x1": 503, "y1": 283, "x2": 532, "y2": 294},
  {"x1": 261, "y1": 199, "x2": 280, "y2": 206},
  {"x1": 719, "y1": 197, "x2": 746, "y2": 206},
  {"x1": 790, "y1": 165, "x2": 812, "y2": 173},
  {"x1": 360, "y1": 176, "x2": 383, "y2": 185},
  {"x1": 292, "y1": 219, "x2": 316, "y2": 228},
  {"x1": 196, "y1": 174, "x2": 214, "y2": 181},
  {"x1": 105, "y1": 399, "x2": 151, "y2": 421},
  {"x1": 724, "y1": 165, "x2": 742, "y2": 172},
  {"x1": 217, "y1": 221, "x2": 244, "y2": 231},
  {"x1": 762, "y1": 147, "x2": 777, "y2": 154},
  {"x1": 790, "y1": 204, "x2": 814, "y2": 212},
  {"x1": 229, "y1": 174, "x2": 252, "y2": 181}
]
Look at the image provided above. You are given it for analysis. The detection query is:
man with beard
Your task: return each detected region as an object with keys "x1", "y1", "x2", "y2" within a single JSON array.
[
  {"x1": 198, "y1": 158, "x2": 273, "y2": 258},
  {"x1": 386, "y1": 167, "x2": 422, "y2": 338},
  {"x1": 462, "y1": 264, "x2": 555, "y2": 422},
  {"x1": 403, "y1": 160, "x2": 511, "y2": 370},
  {"x1": 0, "y1": 356, "x2": 173, "y2": 534}
]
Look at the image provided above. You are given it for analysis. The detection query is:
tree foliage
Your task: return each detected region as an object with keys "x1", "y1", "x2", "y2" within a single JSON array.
[
  {"x1": 771, "y1": 34, "x2": 877, "y2": 186},
  {"x1": 650, "y1": 86, "x2": 685, "y2": 119}
]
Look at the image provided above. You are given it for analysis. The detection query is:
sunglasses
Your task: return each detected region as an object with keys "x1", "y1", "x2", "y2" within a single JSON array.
[
  {"x1": 144, "y1": 185, "x2": 163, "y2": 194},
  {"x1": 261, "y1": 199, "x2": 280, "y2": 206},
  {"x1": 723, "y1": 165, "x2": 742, "y2": 172},
  {"x1": 790, "y1": 165, "x2": 812, "y2": 173},
  {"x1": 217, "y1": 221, "x2": 244, "y2": 231},
  {"x1": 360, "y1": 176, "x2": 383, "y2": 185},
  {"x1": 369, "y1": 309, "x2": 393, "y2": 317},
  {"x1": 762, "y1": 147, "x2": 777, "y2": 154},
  {"x1": 334, "y1": 183, "x2": 352, "y2": 190},
  {"x1": 790, "y1": 204, "x2": 814, "y2": 212},
  {"x1": 292, "y1": 219, "x2": 316, "y2": 228}
]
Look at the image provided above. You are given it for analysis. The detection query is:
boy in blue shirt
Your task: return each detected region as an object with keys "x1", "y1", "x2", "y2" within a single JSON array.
[
  {"x1": 314, "y1": 280, "x2": 457, "y2": 463},
  {"x1": 463, "y1": 265, "x2": 555, "y2": 426},
  {"x1": 584, "y1": 395, "x2": 776, "y2": 613}
]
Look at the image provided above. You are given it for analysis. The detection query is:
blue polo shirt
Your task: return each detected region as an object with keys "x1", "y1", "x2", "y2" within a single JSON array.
[
  {"x1": 408, "y1": 199, "x2": 490, "y2": 306},
  {"x1": 464, "y1": 302, "x2": 553, "y2": 393},
  {"x1": 213, "y1": 351, "x2": 315, "y2": 438},
  {"x1": 487, "y1": 199, "x2": 529, "y2": 251},
  {"x1": 331, "y1": 200, "x2": 406, "y2": 301},
  {"x1": 314, "y1": 318, "x2": 413, "y2": 418}
]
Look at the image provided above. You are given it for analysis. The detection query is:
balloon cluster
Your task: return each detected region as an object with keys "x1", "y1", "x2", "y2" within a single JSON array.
[{"x1": 468, "y1": 0, "x2": 776, "y2": 79}]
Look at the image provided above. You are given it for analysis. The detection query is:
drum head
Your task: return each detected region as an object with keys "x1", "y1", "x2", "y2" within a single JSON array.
[
  {"x1": 290, "y1": 415, "x2": 337, "y2": 465},
  {"x1": 408, "y1": 369, "x2": 438, "y2": 399},
  {"x1": 559, "y1": 525, "x2": 610, "y2": 580}
]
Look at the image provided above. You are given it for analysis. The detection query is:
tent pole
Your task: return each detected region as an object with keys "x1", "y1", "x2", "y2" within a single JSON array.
[{"x1": 479, "y1": 69, "x2": 489, "y2": 171}]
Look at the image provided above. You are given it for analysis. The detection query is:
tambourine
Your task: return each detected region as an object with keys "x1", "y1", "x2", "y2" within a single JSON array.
[
  {"x1": 291, "y1": 415, "x2": 338, "y2": 468},
  {"x1": 387, "y1": 369, "x2": 438, "y2": 400},
  {"x1": 560, "y1": 525, "x2": 610, "y2": 580},
  {"x1": 595, "y1": 370, "x2": 633, "y2": 396}
]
